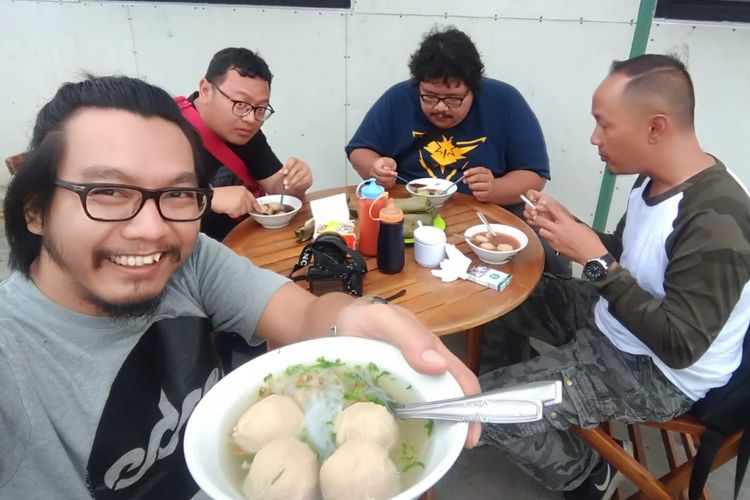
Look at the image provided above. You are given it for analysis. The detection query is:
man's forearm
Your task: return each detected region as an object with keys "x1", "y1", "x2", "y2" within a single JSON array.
[
  {"x1": 349, "y1": 148, "x2": 380, "y2": 179},
  {"x1": 489, "y1": 170, "x2": 546, "y2": 205}
]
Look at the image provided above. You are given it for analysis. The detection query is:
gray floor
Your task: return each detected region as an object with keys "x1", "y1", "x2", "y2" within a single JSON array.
[{"x1": 0, "y1": 219, "x2": 746, "y2": 499}]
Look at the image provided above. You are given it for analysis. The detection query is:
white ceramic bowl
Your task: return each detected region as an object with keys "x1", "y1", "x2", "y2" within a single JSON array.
[
  {"x1": 406, "y1": 178, "x2": 458, "y2": 208},
  {"x1": 249, "y1": 194, "x2": 302, "y2": 229},
  {"x1": 464, "y1": 223, "x2": 528, "y2": 265},
  {"x1": 184, "y1": 336, "x2": 468, "y2": 500}
]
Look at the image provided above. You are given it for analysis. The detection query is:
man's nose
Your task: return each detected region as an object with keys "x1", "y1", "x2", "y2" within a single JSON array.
[
  {"x1": 434, "y1": 100, "x2": 450, "y2": 112},
  {"x1": 590, "y1": 128, "x2": 600, "y2": 145},
  {"x1": 241, "y1": 112, "x2": 260, "y2": 125},
  {"x1": 121, "y1": 199, "x2": 171, "y2": 240}
]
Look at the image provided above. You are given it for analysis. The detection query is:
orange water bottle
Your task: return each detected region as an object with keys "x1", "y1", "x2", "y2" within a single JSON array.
[{"x1": 356, "y1": 179, "x2": 387, "y2": 257}]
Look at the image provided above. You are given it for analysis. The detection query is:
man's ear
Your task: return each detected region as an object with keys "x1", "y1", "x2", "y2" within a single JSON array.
[
  {"x1": 647, "y1": 114, "x2": 669, "y2": 143},
  {"x1": 25, "y1": 207, "x2": 43, "y2": 235},
  {"x1": 198, "y1": 78, "x2": 211, "y2": 98}
]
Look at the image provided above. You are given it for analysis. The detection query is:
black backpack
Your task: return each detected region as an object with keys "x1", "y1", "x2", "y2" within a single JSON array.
[{"x1": 688, "y1": 328, "x2": 750, "y2": 500}]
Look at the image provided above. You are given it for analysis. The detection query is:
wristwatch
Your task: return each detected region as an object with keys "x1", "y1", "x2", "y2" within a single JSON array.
[{"x1": 583, "y1": 253, "x2": 616, "y2": 281}]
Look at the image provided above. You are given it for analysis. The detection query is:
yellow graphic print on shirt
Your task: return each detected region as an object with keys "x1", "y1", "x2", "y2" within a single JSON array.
[{"x1": 413, "y1": 131, "x2": 486, "y2": 179}]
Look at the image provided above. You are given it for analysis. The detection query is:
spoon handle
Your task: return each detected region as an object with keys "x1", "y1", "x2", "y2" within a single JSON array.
[
  {"x1": 477, "y1": 211, "x2": 497, "y2": 236},
  {"x1": 391, "y1": 380, "x2": 562, "y2": 424}
]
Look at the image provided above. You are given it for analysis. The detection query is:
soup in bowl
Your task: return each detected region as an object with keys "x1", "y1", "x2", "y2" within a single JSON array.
[
  {"x1": 183, "y1": 337, "x2": 468, "y2": 500},
  {"x1": 464, "y1": 223, "x2": 528, "y2": 265},
  {"x1": 405, "y1": 178, "x2": 457, "y2": 209},
  {"x1": 249, "y1": 194, "x2": 302, "y2": 229}
]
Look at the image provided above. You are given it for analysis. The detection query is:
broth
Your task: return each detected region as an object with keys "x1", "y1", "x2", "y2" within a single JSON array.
[
  {"x1": 471, "y1": 231, "x2": 520, "y2": 251},
  {"x1": 224, "y1": 358, "x2": 433, "y2": 498}
]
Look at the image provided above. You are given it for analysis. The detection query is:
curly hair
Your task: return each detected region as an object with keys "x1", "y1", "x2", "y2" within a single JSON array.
[{"x1": 408, "y1": 26, "x2": 485, "y2": 92}]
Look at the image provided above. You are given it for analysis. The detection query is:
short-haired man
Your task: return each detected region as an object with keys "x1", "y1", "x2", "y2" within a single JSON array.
[
  {"x1": 177, "y1": 47, "x2": 313, "y2": 240},
  {"x1": 479, "y1": 54, "x2": 750, "y2": 499},
  {"x1": 0, "y1": 76, "x2": 479, "y2": 498},
  {"x1": 346, "y1": 26, "x2": 549, "y2": 208}
]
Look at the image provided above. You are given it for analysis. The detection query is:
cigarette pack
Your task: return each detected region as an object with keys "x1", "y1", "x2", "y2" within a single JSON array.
[
  {"x1": 316, "y1": 221, "x2": 357, "y2": 250},
  {"x1": 464, "y1": 264, "x2": 511, "y2": 291}
]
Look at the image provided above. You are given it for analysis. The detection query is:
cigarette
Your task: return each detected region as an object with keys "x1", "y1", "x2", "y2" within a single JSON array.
[{"x1": 520, "y1": 194, "x2": 537, "y2": 210}]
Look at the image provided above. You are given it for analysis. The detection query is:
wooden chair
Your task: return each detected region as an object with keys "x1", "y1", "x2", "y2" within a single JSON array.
[
  {"x1": 5, "y1": 153, "x2": 25, "y2": 174},
  {"x1": 572, "y1": 415, "x2": 744, "y2": 500}
]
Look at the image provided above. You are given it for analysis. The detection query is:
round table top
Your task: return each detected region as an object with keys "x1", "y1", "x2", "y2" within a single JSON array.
[{"x1": 224, "y1": 185, "x2": 544, "y2": 337}]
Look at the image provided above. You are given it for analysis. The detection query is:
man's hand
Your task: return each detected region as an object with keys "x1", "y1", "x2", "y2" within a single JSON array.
[
  {"x1": 464, "y1": 166, "x2": 495, "y2": 203},
  {"x1": 523, "y1": 190, "x2": 608, "y2": 264},
  {"x1": 210, "y1": 185, "x2": 262, "y2": 217},
  {"x1": 371, "y1": 157, "x2": 397, "y2": 189},
  {"x1": 282, "y1": 157, "x2": 313, "y2": 196},
  {"x1": 334, "y1": 298, "x2": 482, "y2": 448}
]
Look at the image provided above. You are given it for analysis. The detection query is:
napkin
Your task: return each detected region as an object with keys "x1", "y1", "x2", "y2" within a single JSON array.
[{"x1": 431, "y1": 244, "x2": 471, "y2": 282}]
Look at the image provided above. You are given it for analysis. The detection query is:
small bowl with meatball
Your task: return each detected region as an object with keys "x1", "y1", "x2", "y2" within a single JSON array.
[
  {"x1": 249, "y1": 194, "x2": 303, "y2": 229},
  {"x1": 464, "y1": 223, "x2": 528, "y2": 265}
]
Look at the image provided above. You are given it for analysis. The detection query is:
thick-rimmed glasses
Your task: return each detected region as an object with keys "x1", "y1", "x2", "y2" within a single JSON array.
[
  {"x1": 54, "y1": 180, "x2": 213, "y2": 222},
  {"x1": 211, "y1": 82, "x2": 275, "y2": 121},
  {"x1": 419, "y1": 90, "x2": 471, "y2": 109}
]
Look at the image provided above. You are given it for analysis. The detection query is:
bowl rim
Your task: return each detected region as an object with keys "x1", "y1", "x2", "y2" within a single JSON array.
[
  {"x1": 464, "y1": 224, "x2": 529, "y2": 257},
  {"x1": 405, "y1": 178, "x2": 458, "y2": 197},
  {"x1": 183, "y1": 336, "x2": 469, "y2": 500}
]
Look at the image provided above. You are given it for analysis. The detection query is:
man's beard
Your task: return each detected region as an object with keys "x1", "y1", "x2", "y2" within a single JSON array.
[{"x1": 42, "y1": 232, "x2": 175, "y2": 321}]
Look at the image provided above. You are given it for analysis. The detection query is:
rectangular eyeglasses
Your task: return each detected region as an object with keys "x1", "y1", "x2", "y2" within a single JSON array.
[{"x1": 54, "y1": 180, "x2": 213, "y2": 222}]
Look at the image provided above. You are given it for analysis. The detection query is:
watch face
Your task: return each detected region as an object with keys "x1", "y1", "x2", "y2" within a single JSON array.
[{"x1": 583, "y1": 260, "x2": 606, "y2": 281}]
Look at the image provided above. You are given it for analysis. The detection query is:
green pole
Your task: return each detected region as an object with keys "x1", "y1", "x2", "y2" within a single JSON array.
[{"x1": 591, "y1": 0, "x2": 657, "y2": 231}]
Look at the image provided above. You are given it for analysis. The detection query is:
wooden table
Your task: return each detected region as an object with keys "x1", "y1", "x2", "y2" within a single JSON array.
[{"x1": 224, "y1": 185, "x2": 544, "y2": 373}]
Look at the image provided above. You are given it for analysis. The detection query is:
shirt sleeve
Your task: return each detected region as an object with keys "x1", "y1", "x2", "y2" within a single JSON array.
[
  {"x1": 593, "y1": 209, "x2": 750, "y2": 369},
  {"x1": 234, "y1": 130, "x2": 283, "y2": 181},
  {"x1": 503, "y1": 88, "x2": 550, "y2": 179},
  {"x1": 345, "y1": 87, "x2": 398, "y2": 158},
  {"x1": 186, "y1": 235, "x2": 290, "y2": 343}
]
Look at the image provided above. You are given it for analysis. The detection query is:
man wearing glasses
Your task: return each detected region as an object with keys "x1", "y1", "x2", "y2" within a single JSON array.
[
  {"x1": 178, "y1": 47, "x2": 313, "y2": 240},
  {"x1": 347, "y1": 26, "x2": 549, "y2": 207},
  {"x1": 0, "y1": 76, "x2": 479, "y2": 498}
]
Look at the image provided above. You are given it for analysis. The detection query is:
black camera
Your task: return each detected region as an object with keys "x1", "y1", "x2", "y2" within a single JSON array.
[{"x1": 288, "y1": 232, "x2": 367, "y2": 296}]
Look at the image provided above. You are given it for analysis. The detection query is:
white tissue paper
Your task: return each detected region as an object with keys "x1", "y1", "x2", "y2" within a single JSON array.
[
  {"x1": 431, "y1": 244, "x2": 512, "y2": 291},
  {"x1": 431, "y1": 244, "x2": 472, "y2": 282}
]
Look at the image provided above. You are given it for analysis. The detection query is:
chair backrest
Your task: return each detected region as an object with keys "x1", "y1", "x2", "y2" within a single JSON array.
[
  {"x1": 687, "y1": 327, "x2": 750, "y2": 499},
  {"x1": 5, "y1": 153, "x2": 25, "y2": 174}
]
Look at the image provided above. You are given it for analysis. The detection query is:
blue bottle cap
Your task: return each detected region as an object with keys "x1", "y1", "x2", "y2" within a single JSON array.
[{"x1": 358, "y1": 178, "x2": 385, "y2": 199}]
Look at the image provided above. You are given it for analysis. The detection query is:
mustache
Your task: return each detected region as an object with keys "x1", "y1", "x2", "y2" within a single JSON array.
[{"x1": 93, "y1": 246, "x2": 182, "y2": 267}]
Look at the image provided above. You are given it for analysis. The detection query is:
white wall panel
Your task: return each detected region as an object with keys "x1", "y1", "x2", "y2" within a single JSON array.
[
  {"x1": 353, "y1": 0, "x2": 641, "y2": 22},
  {"x1": 0, "y1": 1, "x2": 136, "y2": 190}
]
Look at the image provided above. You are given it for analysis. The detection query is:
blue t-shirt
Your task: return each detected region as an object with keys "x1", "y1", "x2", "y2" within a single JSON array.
[{"x1": 345, "y1": 78, "x2": 550, "y2": 194}]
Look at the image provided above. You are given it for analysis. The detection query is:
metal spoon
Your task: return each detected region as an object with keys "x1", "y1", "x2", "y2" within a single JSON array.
[
  {"x1": 278, "y1": 183, "x2": 287, "y2": 213},
  {"x1": 386, "y1": 380, "x2": 562, "y2": 424},
  {"x1": 441, "y1": 173, "x2": 466, "y2": 194},
  {"x1": 477, "y1": 211, "x2": 497, "y2": 236}
]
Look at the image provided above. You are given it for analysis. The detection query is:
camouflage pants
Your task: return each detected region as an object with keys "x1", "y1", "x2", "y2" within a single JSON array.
[{"x1": 478, "y1": 274, "x2": 694, "y2": 492}]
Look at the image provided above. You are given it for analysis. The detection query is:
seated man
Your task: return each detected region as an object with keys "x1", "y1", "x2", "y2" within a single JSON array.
[
  {"x1": 0, "y1": 75, "x2": 479, "y2": 498},
  {"x1": 479, "y1": 54, "x2": 750, "y2": 499},
  {"x1": 177, "y1": 47, "x2": 313, "y2": 240},
  {"x1": 346, "y1": 26, "x2": 567, "y2": 273}
]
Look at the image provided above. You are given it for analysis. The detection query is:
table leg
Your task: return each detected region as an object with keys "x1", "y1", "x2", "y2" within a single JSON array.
[{"x1": 464, "y1": 325, "x2": 484, "y2": 375}]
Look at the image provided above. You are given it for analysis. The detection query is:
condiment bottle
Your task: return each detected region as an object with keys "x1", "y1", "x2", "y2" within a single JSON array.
[
  {"x1": 376, "y1": 198, "x2": 405, "y2": 274},
  {"x1": 356, "y1": 178, "x2": 386, "y2": 257}
]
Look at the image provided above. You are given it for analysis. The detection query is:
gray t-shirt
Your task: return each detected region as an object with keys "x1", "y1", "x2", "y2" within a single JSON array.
[{"x1": 0, "y1": 234, "x2": 288, "y2": 499}]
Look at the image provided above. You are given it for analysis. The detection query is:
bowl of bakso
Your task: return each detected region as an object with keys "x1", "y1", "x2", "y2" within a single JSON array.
[
  {"x1": 249, "y1": 194, "x2": 302, "y2": 229},
  {"x1": 184, "y1": 336, "x2": 468, "y2": 500},
  {"x1": 405, "y1": 178, "x2": 458, "y2": 209},
  {"x1": 464, "y1": 223, "x2": 528, "y2": 265}
]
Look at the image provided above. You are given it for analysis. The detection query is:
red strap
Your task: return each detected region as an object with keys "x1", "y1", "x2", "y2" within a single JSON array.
[{"x1": 175, "y1": 96, "x2": 265, "y2": 197}]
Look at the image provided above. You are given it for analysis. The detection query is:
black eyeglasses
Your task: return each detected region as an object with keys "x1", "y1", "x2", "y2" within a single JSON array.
[
  {"x1": 419, "y1": 90, "x2": 471, "y2": 109},
  {"x1": 210, "y1": 82, "x2": 275, "y2": 121},
  {"x1": 54, "y1": 180, "x2": 213, "y2": 222}
]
